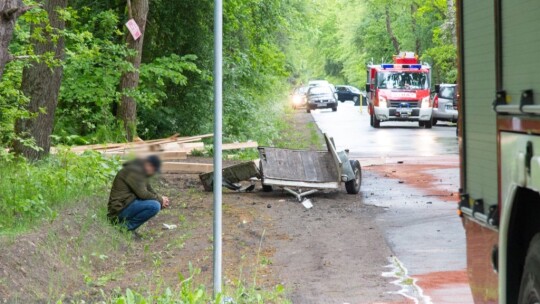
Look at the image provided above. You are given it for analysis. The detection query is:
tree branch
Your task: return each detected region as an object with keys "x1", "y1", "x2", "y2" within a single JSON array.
[
  {"x1": 7, "y1": 55, "x2": 31, "y2": 62},
  {"x1": 1, "y1": 4, "x2": 40, "y2": 20}
]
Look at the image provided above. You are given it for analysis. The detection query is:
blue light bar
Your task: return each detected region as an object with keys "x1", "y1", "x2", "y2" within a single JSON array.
[
  {"x1": 382, "y1": 64, "x2": 394, "y2": 69},
  {"x1": 411, "y1": 64, "x2": 422, "y2": 69}
]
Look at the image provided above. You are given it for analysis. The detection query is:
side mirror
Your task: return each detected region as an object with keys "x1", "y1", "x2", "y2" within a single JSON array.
[
  {"x1": 365, "y1": 84, "x2": 371, "y2": 93},
  {"x1": 434, "y1": 84, "x2": 440, "y2": 94}
]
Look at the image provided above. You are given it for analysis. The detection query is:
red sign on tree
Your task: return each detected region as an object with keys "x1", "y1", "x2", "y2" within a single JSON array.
[{"x1": 125, "y1": 19, "x2": 142, "y2": 40}]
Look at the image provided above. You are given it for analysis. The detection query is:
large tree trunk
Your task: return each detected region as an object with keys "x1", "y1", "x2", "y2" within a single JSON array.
[
  {"x1": 0, "y1": 0, "x2": 33, "y2": 80},
  {"x1": 13, "y1": 0, "x2": 67, "y2": 160},
  {"x1": 385, "y1": 7, "x2": 400, "y2": 54},
  {"x1": 117, "y1": 0, "x2": 149, "y2": 141}
]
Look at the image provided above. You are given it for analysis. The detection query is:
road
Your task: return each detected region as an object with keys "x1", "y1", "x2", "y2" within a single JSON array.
[{"x1": 311, "y1": 102, "x2": 473, "y2": 304}]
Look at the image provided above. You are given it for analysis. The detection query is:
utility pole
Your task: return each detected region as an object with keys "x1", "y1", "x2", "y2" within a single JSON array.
[{"x1": 213, "y1": 0, "x2": 223, "y2": 299}]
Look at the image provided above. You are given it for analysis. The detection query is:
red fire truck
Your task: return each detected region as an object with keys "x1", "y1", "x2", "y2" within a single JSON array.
[
  {"x1": 459, "y1": 1, "x2": 540, "y2": 303},
  {"x1": 365, "y1": 52, "x2": 433, "y2": 128}
]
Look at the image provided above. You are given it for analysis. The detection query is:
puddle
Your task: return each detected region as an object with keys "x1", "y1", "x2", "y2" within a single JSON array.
[{"x1": 382, "y1": 256, "x2": 433, "y2": 304}]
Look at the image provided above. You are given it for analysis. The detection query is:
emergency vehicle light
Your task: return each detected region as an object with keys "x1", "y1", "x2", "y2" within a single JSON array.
[
  {"x1": 382, "y1": 64, "x2": 394, "y2": 69},
  {"x1": 411, "y1": 64, "x2": 422, "y2": 69}
]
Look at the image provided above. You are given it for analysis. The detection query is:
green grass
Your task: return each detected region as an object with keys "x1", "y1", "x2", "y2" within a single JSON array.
[{"x1": 0, "y1": 150, "x2": 121, "y2": 234}]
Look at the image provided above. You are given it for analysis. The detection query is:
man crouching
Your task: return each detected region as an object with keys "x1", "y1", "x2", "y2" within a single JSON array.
[{"x1": 107, "y1": 155, "x2": 170, "y2": 236}]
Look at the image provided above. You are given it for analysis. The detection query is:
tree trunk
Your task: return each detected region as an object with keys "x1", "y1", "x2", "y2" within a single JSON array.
[
  {"x1": 117, "y1": 0, "x2": 149, "y2": 141},
  {"x1": 13, "y1": 0, "x2": 67, "y2": 160},
  {"x1": 446, "y1": 0, "x2": 457, "y2": 45},
  {"x1": 411, "y1": 3, "x2": 421, "y2": 54},
  {"x1": 0, "y1": 0, "x2": 30, "y2": 80},
  {"x1": 385, "y1": 6, "x2": 400, "y2": 54}
]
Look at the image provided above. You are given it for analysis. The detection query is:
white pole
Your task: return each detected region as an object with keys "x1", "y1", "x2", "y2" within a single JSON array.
[{"x1": 213, "y1": 0, "x2": 223, "y2": 298}]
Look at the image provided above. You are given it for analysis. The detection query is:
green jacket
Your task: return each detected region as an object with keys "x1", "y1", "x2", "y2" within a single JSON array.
[{"x1": 107, "y1": 160, "x2": 163, "y2": 219}]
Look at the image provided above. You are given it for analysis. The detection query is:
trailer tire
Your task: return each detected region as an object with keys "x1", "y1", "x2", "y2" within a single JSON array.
[
  {"x1": 518, "y1": 233, "x2": 540, "y2": 304},
  {"x1": 345, "y1": 160, "x2": 362, "y2": 194}
]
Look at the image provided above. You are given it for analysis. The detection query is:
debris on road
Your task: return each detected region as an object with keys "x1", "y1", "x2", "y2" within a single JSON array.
[
  {"x1": 199, "y1": 161, "x2": 260, "y2": 191},
  {"x1": 163, "y1": 224, "x2": 178, "y2": 230}
]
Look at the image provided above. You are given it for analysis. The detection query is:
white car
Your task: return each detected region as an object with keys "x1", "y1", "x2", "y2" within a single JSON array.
[{"x1": 432, "y1": 84, "x2": 458, "y2": 125}]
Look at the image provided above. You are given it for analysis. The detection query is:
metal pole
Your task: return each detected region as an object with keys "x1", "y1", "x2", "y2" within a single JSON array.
[{"x1": 213, "y1": 0, "x2": 223, "y2": 298}]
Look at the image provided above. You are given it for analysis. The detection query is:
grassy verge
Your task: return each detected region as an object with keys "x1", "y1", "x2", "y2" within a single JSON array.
[{"x1": 0, "y1": 151, "x2": 121, "y2": 234}]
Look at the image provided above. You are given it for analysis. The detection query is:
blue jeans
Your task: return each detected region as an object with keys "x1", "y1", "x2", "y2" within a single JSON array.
[{"x1": 118, "y1": 199, "x2": 161, "y2": 231}]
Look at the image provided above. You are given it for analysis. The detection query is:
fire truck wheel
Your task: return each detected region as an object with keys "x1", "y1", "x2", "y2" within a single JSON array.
[
  {"x1": 345, "y1": 160, "x2": 362, "y2": 194},
  {"x1": 373, "y1": 116, "x2": 381, "y2": 128},
  {"x1": 518, "y1": 233, "x2": 540, "y2": 304},
  {"x1": 370, "y1": 114, "x2": 374, "y2": 127}
]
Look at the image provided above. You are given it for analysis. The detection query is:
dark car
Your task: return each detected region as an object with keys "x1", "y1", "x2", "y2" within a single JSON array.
[
  {"x1": 306, "y1": 86, "x2": 338, "y2": 113},
  {"x1": 335, "y1": 85, "x2": 364, "y2": 105}
]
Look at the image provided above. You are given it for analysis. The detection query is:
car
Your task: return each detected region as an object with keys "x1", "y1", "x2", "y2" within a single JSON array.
[
  {"x1": 335, "y1": 85, "x2": 365, "y2": 105},
  {"x1": 290, "y1": 86, "x2": 308, "y2": 109},
  {"x1": 306, "y1": 85, "x2": 338, "y2": 113},
  {"x1": 308, "y1": 80, "x2": 330, "y2": 87},
  {"x1": 432, "y1": 84, "x2": 458, "y2": 125}
]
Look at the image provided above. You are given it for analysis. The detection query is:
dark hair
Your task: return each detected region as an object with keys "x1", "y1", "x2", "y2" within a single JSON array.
[{"x1": 145, "y1": 155, "x2": 162, "y2": 173}]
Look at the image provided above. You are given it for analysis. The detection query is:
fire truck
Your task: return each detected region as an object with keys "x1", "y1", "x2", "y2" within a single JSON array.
[
  {"x1": 365, "y1": 52, "x2": 433, "y2": 128},
  {"x1": 458, "y1": 1, "x2": 540, "y2": 303}
]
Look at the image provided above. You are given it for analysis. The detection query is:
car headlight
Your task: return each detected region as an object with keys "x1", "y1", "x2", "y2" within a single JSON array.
[
  {"x1": 293, "y1": 95, "x2": 303, "y2": 104},
  {"x1": 378, "y1": 96, "x2": 387, "y2": 108},
  {"x1": 421, "y1": 96, "x2": 430, "y2": 108}
]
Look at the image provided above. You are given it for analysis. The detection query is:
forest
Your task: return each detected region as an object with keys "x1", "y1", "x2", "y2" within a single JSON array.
[{"x1": 0, "y1": 0, "x2": 456, "y2": 159}]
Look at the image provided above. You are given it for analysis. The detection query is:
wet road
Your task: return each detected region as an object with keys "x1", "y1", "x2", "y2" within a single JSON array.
[{"x1": 311, "y1": 102, "x2": 473, "y2": 304}]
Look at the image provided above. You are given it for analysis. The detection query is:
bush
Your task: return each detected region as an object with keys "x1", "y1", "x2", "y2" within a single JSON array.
[{"x1": 0, "y1": 150, "x2": 121, "y2": 233}]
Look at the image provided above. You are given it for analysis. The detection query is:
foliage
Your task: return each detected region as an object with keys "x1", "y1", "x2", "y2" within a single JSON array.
[
  {"x1": 295, "y1": 0, "x2": 457, "y2": 87},
  {"x1": 0, "y1": 151, "x2": 121, "y2": 233}
]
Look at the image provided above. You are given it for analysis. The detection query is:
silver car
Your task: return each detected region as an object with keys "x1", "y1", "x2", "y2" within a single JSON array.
[{"x1": 432, "y1": 84, "x2": 458, "y2": 125}]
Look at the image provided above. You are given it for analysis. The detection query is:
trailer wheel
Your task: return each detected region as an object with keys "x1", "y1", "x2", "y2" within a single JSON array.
[
  {"x1": 518, "y1": 233, "x2": 540, "y2": 304},
  {"x1": 345, "y1": 160, "x2": 362, "y2": 194}
]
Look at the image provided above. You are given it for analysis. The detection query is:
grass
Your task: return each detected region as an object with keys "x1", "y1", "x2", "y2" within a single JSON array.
[{"x1": 0, "y1": 150, "x2": 121, "y2": 234}]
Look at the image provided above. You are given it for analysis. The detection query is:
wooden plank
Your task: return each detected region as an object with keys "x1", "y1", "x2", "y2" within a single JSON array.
[
  {"x1": 222, "y1": 142, "x2": 258, "y2": 150},
  {"x1": 162, "y1": 162, "x2": 213, "y2": 174},
  {"x1": 102, "y1": 151, "x2": 187, "y2": 160}
]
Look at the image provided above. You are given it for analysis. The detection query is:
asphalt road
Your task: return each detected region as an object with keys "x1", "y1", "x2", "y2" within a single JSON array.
[{"x1": 311, "y1": 102, "x2": 473, "y2": 304}]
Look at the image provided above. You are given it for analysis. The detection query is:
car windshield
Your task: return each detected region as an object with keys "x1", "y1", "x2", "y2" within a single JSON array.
[
  {"x1": 377, "y1": 71, "x2": 429, "y2": 90},
  {"x1": 295, "y1": 86, "x2": 308, "y2": 94},
  {"x1": 439, "y1": 86, "x2": 456, "y2": 99},
  {"x1": 309, "y1": 86, "x2": 332, "y2": 95},
  {"x1": 349, "y1": 86, "x2": 360, "y2": 93}
]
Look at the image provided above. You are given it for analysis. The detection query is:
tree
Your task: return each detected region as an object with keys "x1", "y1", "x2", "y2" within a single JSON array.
[
  {"x1": 13, "y1": 0, "x2": 68, "y2": 160},
  {"x1": 117, "y1": 0, "x2": 148, "y2": 141},
  {"x1": 0, "y1": 0, "x2": 35, "y2": 80}
]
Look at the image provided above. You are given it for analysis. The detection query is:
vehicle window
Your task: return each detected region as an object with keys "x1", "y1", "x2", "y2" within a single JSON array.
[
  {"x1": 309, "y1": 86, "x2": 332, "y2": 95},
  {"x1": 337, "y1": 87, "x2": 347, "y2": 92},
  {"x1": 295, "y1": 87, "x2": 308, "y2": 94},
  {"x1": 439, "y1": 86, "x2": 456, "y2": 99},
  {"x1": 377, "y1": 71, "x2": 429, "y2": 90}
]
